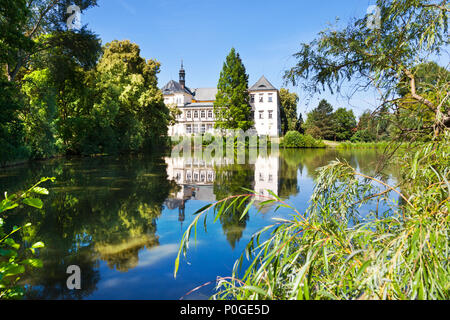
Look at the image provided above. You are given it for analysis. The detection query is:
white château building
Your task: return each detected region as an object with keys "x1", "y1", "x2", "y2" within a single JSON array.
[{"x1": 162, "y1": 63, "x2": 281, "y2": 137}]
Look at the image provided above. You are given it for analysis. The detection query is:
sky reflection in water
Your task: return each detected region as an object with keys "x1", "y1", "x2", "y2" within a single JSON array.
[{"x1": 0, "y1": 149, "x2": 397, "y2": 300}]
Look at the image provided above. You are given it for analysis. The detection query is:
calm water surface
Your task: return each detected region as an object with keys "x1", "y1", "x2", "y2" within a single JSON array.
[{"x1": 0, "y1": 149, "x2": 397, "y2": 300}]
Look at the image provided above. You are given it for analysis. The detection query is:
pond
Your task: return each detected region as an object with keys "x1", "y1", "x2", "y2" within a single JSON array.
[{"x1": 0, "y1": 148, "x2": 398, "y2": 300}]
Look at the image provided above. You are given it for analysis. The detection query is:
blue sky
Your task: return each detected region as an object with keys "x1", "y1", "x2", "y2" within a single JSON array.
[{"x1": 82, "y1": 0, "x2": 446, "y2": 118}]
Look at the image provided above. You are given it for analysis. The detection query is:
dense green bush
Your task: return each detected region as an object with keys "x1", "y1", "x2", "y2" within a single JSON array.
[
  {"x1": 282, "y1": 131, "x2": 325, "y2": 148},
  {"x1": 351, "y1": 129, "x2": 376, "y2": 143}
]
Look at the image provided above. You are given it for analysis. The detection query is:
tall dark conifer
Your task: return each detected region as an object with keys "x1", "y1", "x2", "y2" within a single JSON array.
[{"x1": 214, "y1": 48, "x2": 253, "y2": 131}]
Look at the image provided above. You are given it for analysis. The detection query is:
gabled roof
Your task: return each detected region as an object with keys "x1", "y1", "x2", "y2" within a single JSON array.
[
  {"x1": 249, "y1": 75, "x2": 277, "y2": 91},
  {"x1": 193, "y1": 88, "x2": 218, "y2": 101},
  {"x1": 161, "y1": 80, "x2": 193, "y2": 95}
]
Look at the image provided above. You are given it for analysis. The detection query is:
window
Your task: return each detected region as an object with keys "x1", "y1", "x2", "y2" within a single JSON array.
[
  {"x1": 259, "y1": 111, "x2": 264, "y2": 119},
  {"x1": 194, "y1": 111, "x2": 199, "y2": 118},
  {"x1": 207, "y1": 124, "x2": 213, "y2": 131},
  {"x1": 201, "y1": 110, "x2": 206, "y2": 119},
  {"x1": 208, "y1": 110, "x2": 213, "y2": 118},
  {"x1": 186, "y1": 124, "x2": 192, "y2": 134},
  {"x1": 250, "y1": 94, "x2": 255, "y2": 103},
  {"x1": 269, "y1": 174, "x2": 273, "y2": 182},
  {"x1": 187, "y1": 111, "x2": 192, "y2": 118},
  {"x1": 259, "y1": 94, "x2": 264, "y2": 103},
  {"x1": 201, "y1": 124, "x2": 206, "y2": 133},
  {"x1": 259, "y1": 173, "x2": 264, "y2": 182},
  {"x1": 268, "y1": 94, "x2": 273, "y2": 103},
  {"x1": 268, "y1": 110, "x2": 273, "y2": 119},
  {"x1": 193, "y1": 124, "x2": 199, "y2": 134}
]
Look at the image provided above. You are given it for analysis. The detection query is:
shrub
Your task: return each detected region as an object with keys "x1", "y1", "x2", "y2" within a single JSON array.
[
  {"x1": 282, "y1": 131, "x2": 325, "y2": 148},
  {"x1": 351, "y1": 129, "x2": 376, "y2": 143},
  {"x1": 283, "y1": 131, "x2": 305, "y2": 148}
]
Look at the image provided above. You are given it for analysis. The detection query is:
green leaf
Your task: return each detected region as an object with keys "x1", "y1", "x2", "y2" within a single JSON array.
[
  {"x1": 4, "y1": 238, "x2": 20, "y2": 250},
  {"x1": 356, "y1": 260, "x2": 372, "y2": 279},
  {"x1": 0, "y1": 200, "x2": 18, "y2": 213},
  {"x1": 22, "y1": 259, "x2": 43, "y2": 268},
  {"x1": 241, "y1": 285, "x2": 268, "y2": 297},
  {"x1": 0, "y1": 248, "x2": 18, "y2": 258},
  {"x1": 3, "y1": 264, "x2": 25, "y2": 277},
  {"x1": 31, "y1": 187, "x2": 49, "y2": 195},
  {"x1": 22, "y1": 198, "x2": 43, "y2": 209},
  {"x1": 31, "y1": 241, "x2": 45, "y2": 249}
]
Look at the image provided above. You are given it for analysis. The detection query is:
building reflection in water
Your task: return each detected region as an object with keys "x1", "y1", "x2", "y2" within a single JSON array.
[{"x1": 164, "y1": 154, "x2": 281, "y2": 223}]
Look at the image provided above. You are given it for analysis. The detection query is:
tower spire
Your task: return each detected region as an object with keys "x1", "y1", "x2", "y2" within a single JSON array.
[{"x1": 179, "y1": 59, "x2": 186, "y2": 89}]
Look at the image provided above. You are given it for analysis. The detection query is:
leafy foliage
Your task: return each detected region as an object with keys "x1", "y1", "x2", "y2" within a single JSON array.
[
  {"x1": 281, "y1": 131, "x2": 325, "y2": 148},
  {"x1": 303, "y1": 99, "x2": 356, "y2": 141},
  {"x1": 0, "y1": 178, "x2": 53, "y2": 299},
  {"x1": 279, "y1": 88, "x2": 302, "y2": 134},
  {"x1": 285, "y1": 0, "x2": 449, "y2": 138},
  {"x1": 175, "y1": 136, "x2": 449, "y2": 300}
]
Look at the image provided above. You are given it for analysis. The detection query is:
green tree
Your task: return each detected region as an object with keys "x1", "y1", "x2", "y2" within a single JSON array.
[
  {"x1": 0, "y1": 79, "x2": 29, "y2": 165},
  {"x1": 353, "y1": 108, "x2": 391, "y2": 142},
  {"x1": 214, "y1": 48, "x2": 253, "y2": 131},
  {"x1": 87, "y1": 40, "x2": 169, "y2": 154},
  {"x1": 3, "y1": 0, "x2": 99, "y2": 83},
  {"x1": 20, "y1": 68, "x2": 58, "y2": 158},
  {"x1": 0, "y1": 0, "x2": 101, "y2": 163},
  {"x1": 303, "y1": 99, "x2": 335, "y2": 140},
  {"x1": 332, "y1": 108, "x2": 356, "y2": 141},
  {"x1": 280, "y1": 88, "x2": 301, "y2": 135},
  {"x1": 0, "y1": 0, "x2": 34, "y2": 70},
  {"x1": 284, "y1": 0, "x2": 449, "y2": 139}
]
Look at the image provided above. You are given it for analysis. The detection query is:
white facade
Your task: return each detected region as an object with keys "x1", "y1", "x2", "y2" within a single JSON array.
[
  {"x1": 250, "y1": 90, "x2": 281, "y2": 137},
  {"x1": 254, "y1": 155, "x2": 279, "y2": 197},
  {"x1": 162, "y1": 68, "x2": 281, "y2": 137},
  {"x1": 164, "y1": 154, "x2": 279, "y2": 204}
]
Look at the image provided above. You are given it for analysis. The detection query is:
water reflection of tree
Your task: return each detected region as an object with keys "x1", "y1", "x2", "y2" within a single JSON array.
[
  {"x1": 213, "y1": 163, "x2": 254, "y2": 249},
  {"x1": 279, "y1": 149, "x2": 303, "y2": 198},
  {"x1": 4, "y1": 154, "x2": 175, "y2": 299},
  {"x1": 286, "y1": 148, "x2": 396, "y2": 184}
]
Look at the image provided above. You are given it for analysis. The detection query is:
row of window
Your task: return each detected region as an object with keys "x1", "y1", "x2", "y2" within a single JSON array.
[
  {"x1": 259, "y1": 172, "x2": 274, "y2": 182},
  {"x1": 185, "y1": 124, "x2": 214, "y2": 134},
  {"x1": 251, "y1": 93, "x2": 274, "y2": 104},
  {"x1": 165, "y1": 97, "x2": 184, "y2": 104},
  {"x1": 258, "y1": 110, "x2": 274, "y2": 120},
  {"x1": 182, "y1": 110, "x2": 214, "y2": 120},
  {"x1": 175, "y1": 171, "x2": 215, "y2": 183}
]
